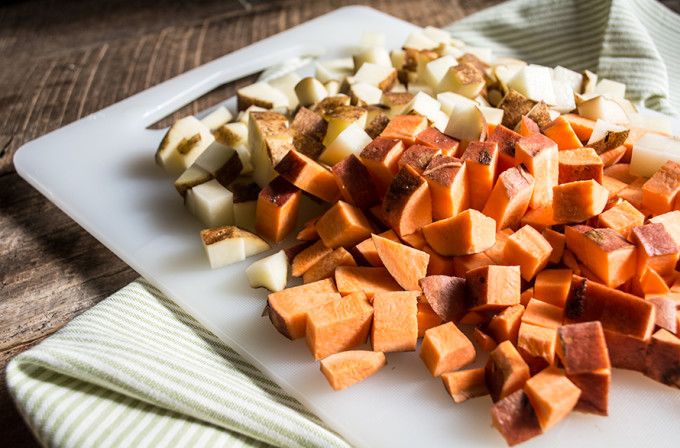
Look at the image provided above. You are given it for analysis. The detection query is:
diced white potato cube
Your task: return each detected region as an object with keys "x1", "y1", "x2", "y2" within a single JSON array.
[
  {"x1": 185, "y1": 179, "x2": 234, "y2": 227},
  {"x1": 200, "y1": 106, "x2": 233, "y2": 131},
  {"x1": 246, "y1": 250, "x2": 289, "y2": 292},
  {"x1": 194, "y1": 142, "x2": 237, "y2": 175},
  {"x1": 594, "y1": 78, "x2": 626, "y2": 99},
  {"x1": 354, "y1": 46, "x2": 392, "y2": 69},
  {"x1": 319, "y1": 122, "x2": 373, "y2": 166},
  {"x1": 402, "y1": 30, "x2": 438, "y2": 50},
  {"x1": 202, "y1": 233, "x2": 245, "y2": 269},
  {"x1": 479, "y1": 106, "x2": 504, "y2": 128},
  {"x1": 439, "y1": 44, "x2": 465, "y2": 59},
  {"x1": 295, "y1": 77, "x2": 328, "y2": 107},
  {"x1": 630, "y1": 133, "x2": 680, "y2": 177},
  {"x1": 460, "y1": 45, "x2": 493, "y2": 64},
  {"x1": 269, "y1": 72, "x2": 302, "y2": 110},
  {"x1": 200, "y1": 226, "x2": 270, "y2": 269},
  {"x1": 507, "y1": 64, "x2": 556, "y2": 105},
  {"x1": 155, "y1": 116, "x2": 215, "y2": 175},
  {"x1": 629, "y1": 113, "x2": 674, "y2": 134},
  {"x1": 174, "y1": 165, "x2": 212, "y2": 197},
  {"x1": 353, "y1": 62, "x2": 397, "y2": 90},
  {"x1": 422, "y1": 26, "x2": 452, "y2": 45},
  {"x1": 349, "y1": 81, "x2": 383, "y2": 106},
  {"x1": 577, "y1": 95, "x2": 630, "y2": 125},
  {"x1": 390, "y1": 49, "x2": 406, "y2": 70},
  {"x1": 551, "y1": 78, "x2": 577, "y2": 113},
  {"x1": 403, "y1": 91, "x2": 442, "y2": 123},
  {"x1": 315, "y1": 58, "x2": 354, "y2": 83},
  {"x1": 444, "y1": 102, "x2": 486, "y2": 142},
  {"x1": 237, "y1": 81, "x2": 290, "y2": 110},
  {"x1": 436, "y1": 91, "x2": 477, "y2": 116},
  {"x1": 423, "y1": 55, "x2": 458, "y2": 89},
  {"x1": 552, "y1": 66, "x2": 583, "y2": 94}
]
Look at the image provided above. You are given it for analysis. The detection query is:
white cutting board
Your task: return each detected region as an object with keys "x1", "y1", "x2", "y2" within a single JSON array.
[{"x1": 14, "y1": 6, "x2": 680, "y2": 448}]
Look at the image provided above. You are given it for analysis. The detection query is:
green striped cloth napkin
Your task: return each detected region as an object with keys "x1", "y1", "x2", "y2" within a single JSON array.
[{"x1": 6, "y1": 0, "x2": 680, "y2": 447}]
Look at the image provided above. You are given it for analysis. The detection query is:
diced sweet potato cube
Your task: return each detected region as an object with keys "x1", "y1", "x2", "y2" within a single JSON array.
[
  {"x1": 520, "y1": 204, "x2": 564, "y2": 233},
  {"x1": 275, "y1": 149, "x2": 342, "y2": 203},
  {"x1": 420, "y1": 322, "x2": 476, "y2": 377},
  {"x1": 418, "y1": 275, "x2": 467, "y2": 323},
  {"x1": 352, "y1": 229, "x2": 399, "y2": 267},
  {"x1": 637, "y1": 266, "x2": 671, "y2": 295},
  {"x1": 517, "y1": 322, "x2": 557, "y2": 365},
  {"x1": 373, "y1": 233, "x2": 429, "y2": 291},
  {"x1": 642, "y1": 160, "x2": 680, "y2": 216},
  {"x1": 291, "y1": 239, "x2": 332, "y2": 277},
  {"x1": 647, "y1": 295, "x2": 678, "y2": 334},
  {"x1": 557, "y1": 321, "x2": 610, "y2": 374},
  {"x1": 558, "y1": 147, "x2": 603, "y2": 184},
  {"x1": 484, "y1": 228, "x2": 515, "y2": 264},
  {"x1": 422, "y1": 244, "x2": 456, "y2": 276},
  {"x1": 491, "y1": 389, "x2": 543, "y2": 447},
  {"x1": 597, "y1": 199, "x2": 645, "y2": 237},
  {"x1": 564, "y1": 276, "x2": 656, "y2": 341},
  {"x1": 486, "y1": 340, "x2": 531, "y2": 402},
  {"x1": 524, "y1": 366, "x2": 581, "y2": 430},
  {"x1": 514, "y1": 132, "x2": 559, "y2": 209},
  {"x1": 302, "y1": 247, "x2": 357, "y2": 284},
  {"x1": 562, "y1": 113, "x2": 596, "y2": 141},
  {"x1": 533, "y1": 269, "x2": 572, "y2": 308},
  {"x1": 649, "y1": 210, "x2": 680, "y2": 247},
  {"x1": 255, "y1": 176, "x2": 301, "y2": 243},
  {"x1": 442, "y1": 368, "x2": 489, "y2": 403},
  {"x1": 602, "y1": 174, "x2": 629, "y2": 201},
  {"x1": 417, "y1": 297, "x2": 443, "y2": 337},
  {"x1": 552, "y1": 180, "x2": 609, "y2": 223},
  {"x1": 565, "y1": 225, "x2": 637, "y2": 288},
  {"x1": 359, "y1": 137, "x2": 405, "y2": 197},
  {"x1": 452, "y1": 252, "x2": 495, "y2": 278},
  {"x1": 306, "y1": 291, "x2": 373, "y2": 360},
  {"x1": 519, "y1": 115, "x2": 540, "y2": 136},
  {"x1": 296, "y1": 214, "x2": 320, "y2": 241},
  {"x1": 371, "y1": 291, "x2": 419, "y2": 352},
  {"x1": 320, "y1": 350, "x2": 386, "y2": 391},
  {"x1": 542, "y1": 115, "x2": 583, "y2": 151},
  {"x1": 334, "y1": 266, "x2": 402, "y2": 299},
  {"x1": 482, "y1": 165, "x2": 535, "y2": 231},
  {"x1": 422, "y1": 209, "x2": 496, "y2": 256},
  {"x1": 486, "y1": 304, "x2": 525, "y2": 346},
  {"x1": 541, "y1": 228, "x2": 565, "y2": 265},
  {"x1": 644, "y1": 329, "x2": 680, "y2": 388},
  {"x1": 604, "y1": 329, "x2": 649, "y2": 371},
  {"x1": 380, "y1": 114, "x2": 429, "y2": 146},
  {"x1": 502, "y1": 225, "x2": 553, "y2": 281},
  {"x1": 630, "y1": 223, "x2": 679, "y2": 276},
  {"x1": 267, "y1": 278, "x2": 340, "y2": 340},
  {"x1": 422, "y1": 154, "x2": 469, "y2": 220},
  {"x1": 487, "y1": 124, "x2": 522, "y2": 174},
  {"x1": 331, "y1": 154, "x2": 380, "y2": 209},
  {"x1": 522, "y1": 299, "x2": 563, "y2": 329},
  {"x1": 473, "y1": 327, "x2": 498, "y2": 352},
  {"x1": 315, "y1": 200, "x2": 373, "y2": 249},
  {"x1": 460, "y1": 141, "x2": 499, "y2": 210},
  {"x1": 616, "y1": 177, "x2": 648, "y2": 213},
  {"x1": 415, "y1": 126, "x2": 460, "y2": 155},
  {"x1": 398, "y1": 144, "x2": 442, "y2": 174},
  {"x1": 382, "y1": 164, "x2": 432, "y2": 237},
  {"x1": 465, "y1": 265, "x2": 521, "y2": 311},
  {"x1": 568, "y1": 369, "x2": 611, "y2": 415}
]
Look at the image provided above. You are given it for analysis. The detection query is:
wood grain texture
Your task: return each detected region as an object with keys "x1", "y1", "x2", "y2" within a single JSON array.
[{"x1": 2, "y1": 0, "x2": 679, "y2": 446}]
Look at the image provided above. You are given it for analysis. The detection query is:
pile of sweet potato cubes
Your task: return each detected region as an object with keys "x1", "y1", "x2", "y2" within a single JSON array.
[{"x1": 155, "y1": 25, "x2": 680, "y2": 446}]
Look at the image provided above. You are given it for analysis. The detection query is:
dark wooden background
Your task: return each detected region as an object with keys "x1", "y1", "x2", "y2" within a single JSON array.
[{"x1": 2, "y1": 0, "x2": 679, "y2": 446}]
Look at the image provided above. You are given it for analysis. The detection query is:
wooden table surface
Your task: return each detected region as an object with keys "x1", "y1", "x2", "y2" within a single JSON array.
[{"x1": 2, "y1": 0, "x2": 679, "y2": 446}]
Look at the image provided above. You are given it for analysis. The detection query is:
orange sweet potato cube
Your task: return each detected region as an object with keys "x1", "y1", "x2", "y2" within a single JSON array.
[
  {"x1": 306, "y1": 291, "x2": 373, "y2": 360},
  {"x1": 255, "y1": 176, "x2": 301, "y2": 243},
  {"x1": 565, "y1": 225, "x2": 637, "y2": 288},
  {"x1": 558, "y1": 147, "x2": 603, "y2": 184},
  {"x1": 380, "y1": 114, "x2": 429, "y2": 146},
  {"x1": 629, "y1": 223, "x2": 679, "y2": 276},
  {"x1": 359, "y1": 137, "x2": 405, "y2": 197},
  {"x1": 422, "y1": 209, "x2": 496, "y2": 256},
  {"x1": 642, "y1": 159, "x2": 680, "y2": 216},
  {"x1": 597, "y1": 199, "x2": 645, "y2": 237},
  {"x1": 514, "y1": 132, "x2": 559, "y2": 209},
  {"x1": 486, "y1": 340, "x2": 531, "y2": 402},
  {"x1": 422, "y1": 154, "x2": 469, "y2": 220},
  {"x1": 482, "y1": 165, "x2": 534, "y2": 231},
  {"x1": 552, "y1": 180, "x2": 609, "y2": 223},
  {"x1": 382, "y1": 164, "x2": 432, "y2": 237},
  {"x1": 315, "y1": 200, "x2": 374, "y2": 249},
  {"x1": 491, "y1": 389, "x2": 543, "y2": 447},
  {"x1": 502, "y1": 225, "x2": 553, "y2": 281},
  {"x1": 485, "y1": 304, "x2": 525, "y2": 346},
  {"x1": 465, "y1": 265, "x2": 521, "y2": 311},
  {"x1": 420, "y1": 322, "x2": 476, "y2": 377},
  {"x1": 460, "y1": 141, "x2": 499, "y2": 210},
  {"x1": 371, "y1": 291, "x2": 419, "y2": 352},
  {"x1": 524, "y1": 366, "x2": 581, "y2": 430},
  {"x1": 442, "y1": 367, "x2": 489, "y2": 403},
  {"x1": 533, "y1": 268, "x2": 572, "y2": 308}
]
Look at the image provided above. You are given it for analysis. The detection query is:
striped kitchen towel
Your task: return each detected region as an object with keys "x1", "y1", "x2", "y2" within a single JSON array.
[{"x1": 6, "y1": 0, "x2": 680, "y2": 447}]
